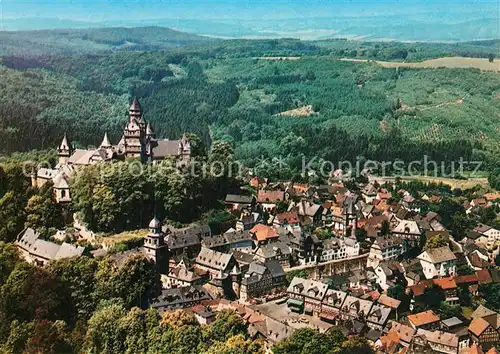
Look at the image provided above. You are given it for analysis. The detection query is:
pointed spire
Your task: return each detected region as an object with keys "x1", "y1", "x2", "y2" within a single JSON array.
[
  {"x1": 59, "y1": 134, "x2": 69, "y2": 151},
  {"x1": 146, "y1": 122, "x2": 154, "y2": 136},
  {"x1": 100, "y1": 133, "x2": 112, "y2": 148},
  {"x1": 130, "y1": 97, "x2": 142, "y2": 112}
]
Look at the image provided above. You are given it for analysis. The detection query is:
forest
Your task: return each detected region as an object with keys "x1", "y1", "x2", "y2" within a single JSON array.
[{"x1": 0, "y1": 27, "x2": 499, "y2": 177}]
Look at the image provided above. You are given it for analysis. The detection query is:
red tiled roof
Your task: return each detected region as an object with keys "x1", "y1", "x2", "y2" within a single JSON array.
[
  {"x1": 476, "y1": 269, "x2": 492, "y2": 284},
  {"x1": 408, "y1": 310, "x2": 440, "y2": 327},
  {"x1": 250, "y1": 224, "x2": 279, "y2": 242},
  {"x1": 409, "y1": 280, "x2": 433, "y2": 296},
  {"x1": 368, "y1": 290, "x2": 381, "y2": 301},
  {"x1": 454, "y1": 274, "x2": 478, "y2": 285},
  {"x1": 275, "y1": 211, "x2": 300, "y2": 225},
  {"x1": 433, "y1": 277, "x2": 457, "y2": 290},
  {"x1": 257, "y1": 190, "x2": 284, "y2": 203},
  {"x1": 378, "y1": 294, "x2": 401, "y2": 309},
  {"x1": 469, "y1": 317, "x2": 491, "y2": 336}
]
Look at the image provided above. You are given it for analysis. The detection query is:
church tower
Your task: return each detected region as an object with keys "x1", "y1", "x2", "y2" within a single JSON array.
[
  {"x1": 123, "y1": 98, "x2": 146, "y2": 159},
  {"x1": 58, "y1": 134, "x2": 71, "y2": 166},
  {"x1": 143, "y1": 217, "x2": 169, "y2": 274}
]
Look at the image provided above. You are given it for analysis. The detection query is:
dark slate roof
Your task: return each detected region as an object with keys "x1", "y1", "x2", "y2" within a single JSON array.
[
  {"x1": 366, "y1": 329, "x2": 382, "y2": 342},
  {"x1": 225, "y1": 194, "x2": 254, "y2": 204},
  {"x1": 232, "y1": 250, "x2": 255, "y2": 265},
  {"x1": 151, "y1": 139, "x2": 183, "y2": 158},
  {"x1": 265, "y1": 260, "x2": 285, "y2": 278},
  {"x1": 166, "y1": 233, "x2": 200, "y2": 250},
  {"x1": 150, "y1": 286, "x2": 211, "y2": 310}
]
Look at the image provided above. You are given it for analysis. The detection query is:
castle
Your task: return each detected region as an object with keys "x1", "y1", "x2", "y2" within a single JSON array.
[{"x1": 32, "y1": 98, "x2": 191, "y2": 203}]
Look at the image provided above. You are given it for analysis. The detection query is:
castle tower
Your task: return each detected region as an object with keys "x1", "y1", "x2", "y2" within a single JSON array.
[
  {"x1": 230, "y1": 264, "x2": 241, "y2": 298},
  {"x1": 129, "y1": 98, "x2": 143, "y2": 126},
  {"x1": 143, "y1": 217, "x2": 169, "y2": 274},
  {"x1": 343, "y1": 196, "x2": 358, "y2": 236},
  {"x1": 58, "y1": 134, "x2": 71, "y2": 166},
  {"x1": 123, "y1": 98, "x2": 146, "y2": 159},
  {"x1": 178, "y1": 134, "x2": 191, "y2": 160}
]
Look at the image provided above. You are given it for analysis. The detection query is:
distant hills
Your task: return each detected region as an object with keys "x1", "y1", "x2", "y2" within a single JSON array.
[
  {"x1": 2, "y1": 13, "x2": 499, "y2": 42},
  {"x1": 0, "y1": 27, "x2": 214, "y2": 56}
]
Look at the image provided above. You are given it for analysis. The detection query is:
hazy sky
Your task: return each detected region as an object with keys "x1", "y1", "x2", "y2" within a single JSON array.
[{"x1": 3, "y1": 0, "x2": 498, "y2": 21}]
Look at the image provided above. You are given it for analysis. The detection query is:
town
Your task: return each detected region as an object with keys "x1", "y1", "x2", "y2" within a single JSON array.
[{"x1": 8, "y1": 99, "x2": 500, "y2": 353}]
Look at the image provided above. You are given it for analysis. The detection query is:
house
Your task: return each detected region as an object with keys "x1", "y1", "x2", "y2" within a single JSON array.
[
  {"x1": 434, "y1": 277, "x2": 459, "y2": 303},
  {"x1": 273, "y1": 211, "x2": 301, "y2": 230},
  {"x1": 224, "y1": 194, "x2": 255, "y2": 211},
  {"x1": 257, "y1": 190, "x2": 285, "y2": 210},
  {"x1": 16, "y1": 228, "x2": 85, "y2": 266},
  {"x1": 249, "y1": 224, "x2": 280, "y2": 245},
  {"x1": 476, "y1": 269, "x2": 493, "y2": 285},
  {"x1": 320, "y1": 289, "x2": 347, "y2": 324},
  {"x1": 362, "y1": 184, "x2": 378, "y2": 203},
  {"x1": 391, "y1": 219, "x2": 421, "y2": 245},
  {"x1": 253, "y1": 241, "x2": 291, "y2": 268},
  {"x1": 320, "y1": 237, "x2": 360, "y2": 262},
  {"x1": 192, "y1": 305, "x2": 216, "y2": 325},
  {"x1": 239, "y1": 260, "x2": 286, "y2": 301},
  {"x1": 412, "y1": 328, "x2": 459, "y2": 354},
  {"x1": 409, "y1": 277, "x2": 459, "y2": 306},
  {"x1": 366, "y1": 303, "x2": 392, "y2": 331},
  {"x1": 377, "y1": 295, "x2": 401, "y2": 312},
  {"x1": 280, "y1": 226, "x2": 322, "y2": 265},
  {"x1": 150, "y1": 286, "x2": 211, "y2": 313},
  {"x1": 163, "y1": 223, "x2": 209, "y2": 259},
  {"x1": 194, "y1": 247, "x2": 239, "y2": 278},
  {"x1": 418, "y1": 246, "x2": 457, "y2": 279},
  {"x1": 340, "y1": 295, "x2": 373, "y2": 321},
  {"x1": 287, "y1": 277, "x2": 328, "y2": 315},
  {"x1": 248, "y1": 315, "x2": 294, "y2": 346},
  {"x1": 374, "y1": 262, "x2": 403, "y2": 291},
  {"x1": 469, "y1": 317, "x2": 500, "y2": 350},
  {"x1": 202, "y1": 230, "x2": 253, "y2": 253},
  {"x1": 162, "y1": 259, "x2": 204, "y2": 289},
  {"x1": 236, "y1": 211, "x2": 261, "y2": 231},
  {"x1": 408, "y1": 310, "x2": 440, "y2": 330},
  {"x1": 367, "y1": 236, "x2": 405, "y2": 268},
  {"x1": 440, "y1": 317, "x2": 470, "y2": 351},
  {"x1": 386, "y1": 321, "x2": 415, "y2": 347},
  {"x1": 288, "y1": 200, "x2": 324, "y2": 226}
]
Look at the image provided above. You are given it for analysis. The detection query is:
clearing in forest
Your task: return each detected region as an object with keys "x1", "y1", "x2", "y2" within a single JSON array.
[
  {"x1": 340, "y1": 57, "x2": 500, "y2": 72},
  {"x1": 276, "y1": 105, "x2": 318, "y2": 117}
]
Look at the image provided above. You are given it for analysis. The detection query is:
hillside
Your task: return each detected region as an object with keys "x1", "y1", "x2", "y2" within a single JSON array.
[
  {"x1": 0, "y1": 32, "x2": 499, "y2": 174},
  {"x1": 0, "y1": 27, "x2": 214, "y2": 56}
]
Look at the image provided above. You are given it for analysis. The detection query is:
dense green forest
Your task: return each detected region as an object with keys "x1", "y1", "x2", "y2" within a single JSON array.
[{"x1": 0, "y1": 27, "x2": 499, "y2": 176}]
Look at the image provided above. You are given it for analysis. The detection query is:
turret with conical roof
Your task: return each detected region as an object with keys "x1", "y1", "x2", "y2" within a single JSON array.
[
  {"x1": 58, "y1": 134, "x2": 71, "y2": 166},
  {"x1": 146, "y1": 122, "x2": 155, "y2": 138},
  {"x1": 129, "y1": 98, "x2": 142, "y2": 122},
  {"x1": 100, "y1": 132, "x2": 112, "y2": 149}
]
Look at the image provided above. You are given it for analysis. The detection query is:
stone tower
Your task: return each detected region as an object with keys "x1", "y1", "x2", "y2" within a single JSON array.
[
  {"x1": 143, "y1": 217, "x2": 169, "y2": 274},
  {"x1": 344, "y1": 195, "x2": 358, "y2": 236},
  {"x1": 230, "y1": 264, "x2": 241, "y2": 298},
  {"x1": 123, "y1": 98, "x2": 145, "y2": 159},
  {"x1": 58, "y1": 134, "x2": 71, "y2": 166}
]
